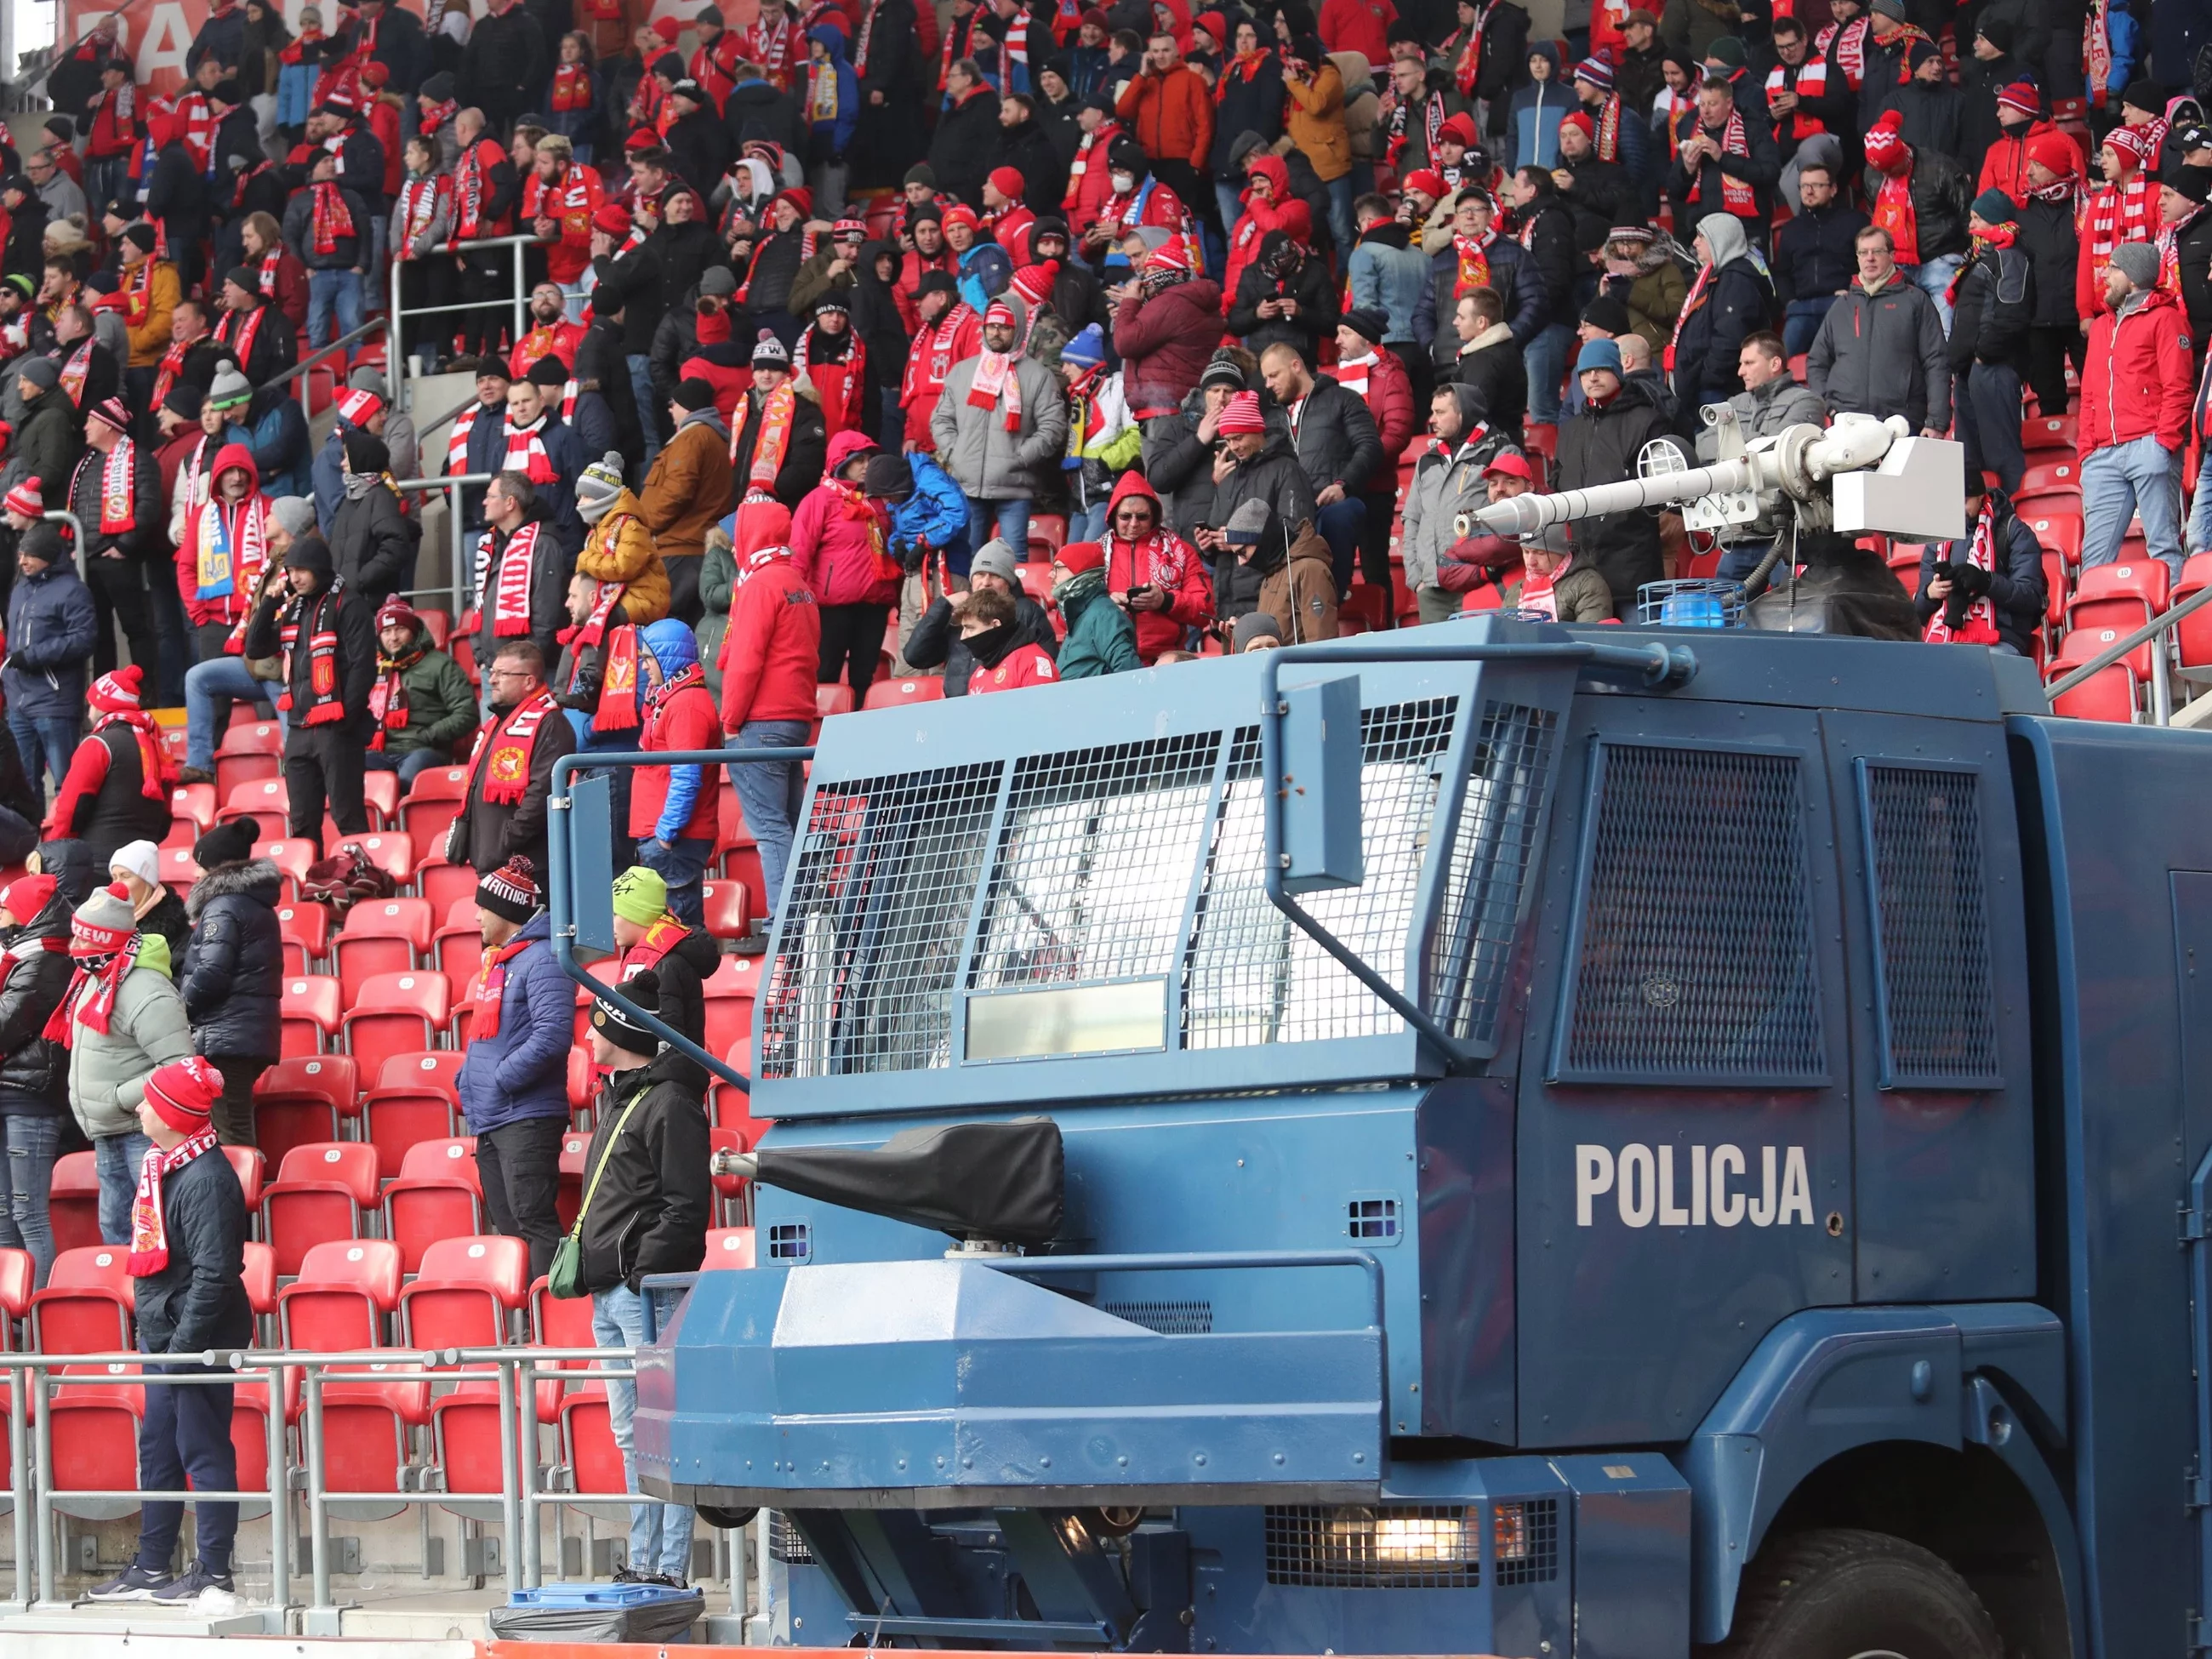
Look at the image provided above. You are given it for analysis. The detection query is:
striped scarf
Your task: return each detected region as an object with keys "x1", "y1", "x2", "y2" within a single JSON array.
[{"x1": 2080, "y1": 174, "x2": 2152, "y2": 291}]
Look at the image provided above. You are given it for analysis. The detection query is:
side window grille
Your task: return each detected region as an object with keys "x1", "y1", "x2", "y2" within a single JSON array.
[
  {"x1": 1184, "y1": 704, "x2": 1457, "y2": 1049},
  {"x1": 1491, "y1": 1498, "x2": 1559, "y2": 1585},
  {"x1": 1861, "y1": 764, "x2": 2003, "y2": 1088},
  {"x1": 1348, "y1": 1196, "x2": 1400, "y2": 1241},
  {"x1": 969, "y1": 733, "x2": 1222, "y2": 991},
  {"x1": 1555, "y1": 744, "x2": 1827, "y2": 1085},
  {"x1": 768, "y1": 1512, "x2": 813, "y2": 1564},
  {"x1": 757, "y1": 761, "x2": 1002, "y2": 1078},
  {"x1": 765, "y1": 1222, "x2": 810, "y2": 1263},
  {"x1": 1428, "y1": 701, "x2": 1559, "y2": 1048}
]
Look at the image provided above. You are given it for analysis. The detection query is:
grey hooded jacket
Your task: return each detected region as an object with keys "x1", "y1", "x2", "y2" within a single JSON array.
[{"x1": 66, "y1": 932, "x2": 196, "y2": 1140}]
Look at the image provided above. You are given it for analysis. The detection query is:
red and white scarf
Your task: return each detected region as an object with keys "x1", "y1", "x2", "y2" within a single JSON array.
[
  {"x1": 217, "y1": 300, "x2": 268, "y2": 371},
  {"x1": 1445, "y1": 9, "x2": 1485, "y2": 97},
  {"x1": 744, "y1": 10, "x2": 801, "y2": 88},
  {"x1": 311, "y1": 180, "x2": 355, "y2": 256},
  {"x1": 2082, "y1": 173, "x2": 2153, "y2": 286},
  {"x1": 396, "y1": 173, "x2": 446, "y2": 249},
  {"x1": 73, "y1": 440, "x2": 140, "y2": 536},
  {"x1": 1816, "y1": 16, "x2": 1867, "y2": 89},
  {"x1": 1452, "y1": 230, "x2": 1493, "y2": 298},
  {"x1": 58, "y1": 339, "x2": 94, "y2": 408},
  {"x1": 127, "y1": 1126, "x2": 219, "y2": 1275},
  {"x1": 461, "y1": 688, "x2": 558, "y2": 813},
  {"x1": 1334, "y1": 351, "x2": 1377, "y2": 397},
  {"x1": 795, "y1": 328, "x2": 869, "y2": 438},
  {"x1": 1873, "y1": 162, "x2": 1921, "y2": 266},
  {"x1": 966, "y1": 349, "x2": 1024, "y2": 432},
  {"x1": 1682, "y1": 112, "x2": 1757, "y2": 215},
  {"x1": 278, "y1": 584, "x2": 352, "y2": 727},
  {"x1": 486, "y1": 520, "x2": 544, "y2": 636},
  {"x1": 467, "y1": 935, "x2": 533, "y2": 1039},
  {"x1": 1064, "y1": 118, "x2": 1120, "y2": 207},
  {"x1": 503, "y1": 411, "x2": 558, "y2": 485},
  {"x1": 47, "y1": 934, "x2": 145, "y2": 1046},
  {"x1": 1923, "y1": 497, "x2": 2003, "y2": 646},
  {"x1": 446, "y1": 401, "x2": 487, "y2": 475}
]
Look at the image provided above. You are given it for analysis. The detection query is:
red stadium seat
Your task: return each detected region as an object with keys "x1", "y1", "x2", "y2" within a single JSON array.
[
  {"x1": 362, "y1": 771, "x2": 401, "y2": 830},
  {"x1": 343, "y1": 972, "x2": 453, "y2": 1082},
  {"x1": 241, "y1": 1240, "x2": 277, "y2": 1319},
  {"x1": 276, "y1": 901, "x2": 332, "y2": 972},
  {"x1": 280, "y1": 975, "x2": 342, "y2": 1057},
  {"x1": 708, "y1": 1127, "x2": 749, "y2": 1223},
  {"x1": 334, "y1": 898, "x2": 436, "y2": 1002},
  {"x1": 48, "y1": 1362, "x2": 145, "y2": 1516},
  {"x1": 701, "y1": 1227, "x2": 755, "y2": 1269},
  {"x1": 2067, "y1": 562, "x2": 2169, "y2": 653},
  {"x1": 699, "y1": 879, "x2": 751, "y2": 942},
  {"x1": 255, "y1": 1052, "x2": 357, "y2": 1118},
  {"x1": 567, "y1": 1045, "x2": 596, "y2": 1113},
  {"x1": 260, "y1": 1143, "x2": 381, "y2": 1275},
  {"x1": 170, "y1": 782, "x2": 217, "y2": 833},
  {"x1": 0, "y1": 1247, "x2": 33, "y2": 1347},
  {"x1": 407, "y1": 764, "x2": 473, "y2": 801},
  {"x1": 49, "y1": 1152, "x2": 103, "y2": 1256},
  {"x1": 31, "y1": 1246, "x2": 134, "y2": 1354},
  {"x1": 816, "y1": 681, "x2": 856, "y2": 722},
  {"x1": 420, "y1": 859, "x2": 480, "y2": 921},
  {"x1": 703, "y1": 990, "x2": 755, "y2": 1068},
  {"x1": 255, "y1": 839, "x2": 316, "y2": 886},
  {"x1": 159, "y1": 846, "x2": 205, "y2": 898},
  {"x1": 863, "y1": 675, "x2": 947, "y2": 711},
  {"x1": 400, "y1": 1234, "x2": 531, "y2": 1349},
  {"x1": 2043, "y1": 552, "x2": 2067, "y2": 628},
  {"x1": 415, "y1": 608, "x2": 453, "y2": 650},
  {"x1": 2046, "y1": 629, "x2": 2141, "y2": 722},
  {"x1": 218, "y1": 721, "x2": 284, "y2": 759},
  {"x1": 376, "y1": 1048, "x2": 465, "y2": 1100},
  {"x1": 222, "y1": 776, "x2": 290, "y2": 824},
  {"x1": 214, "y1": 752, "x2": 280, "y2": 801},
  {"x1": 382, "y1": 1138, "x2": 482, "y2": 1271},
  {"x1": 342, "y1": 832, "x2": 416, "y2": 887},
  {"x1": 2175, "y1": 556, "x2": 2212, "y2": 670},
  {"x1": 312, "y1": 1361, "x2": 430, "y2": 1515},
  {"x1": 2017, "y1": 459, "x2": 2079, "y2": 497},
  {"x1": 278, "y1": 1239, "x2": 404, "y2": 1351},
  {"x1": 361, "y1": 1085, "x2": 459, "y2": 1183},
  {"x1": 224, "y1": 1145, "x2": 267, "y2": 1213},
  {"x1": 557, "y1": 1130, "x2": 590, "y2": 1232},
  {"x1": 2021, "y1": 413, "x2": 2075, "y2": 452}
]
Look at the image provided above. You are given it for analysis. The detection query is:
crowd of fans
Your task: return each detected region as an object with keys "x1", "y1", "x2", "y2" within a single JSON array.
[{"x1": 0, "y1": 0, "x2": 2198, "y2": 1605}]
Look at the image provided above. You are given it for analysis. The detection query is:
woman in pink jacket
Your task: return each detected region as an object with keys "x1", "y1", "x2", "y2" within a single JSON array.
[{"x1": 788, "y1": 429, "x2": 898, "y2": 703}]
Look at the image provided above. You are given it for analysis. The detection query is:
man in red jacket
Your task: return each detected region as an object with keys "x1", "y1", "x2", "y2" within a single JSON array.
[
  {"x1": 1331, "y1": 306, "x2": 1415, "y2": 615},
  {"x1": 2080, "y1": 242, "x2": 2192, "y2": 583},
  {"x1": 718, "y1": 497, "x2": 820, "y2": 926},
  {"x1": 627, "y1": 619, "x2": 721, "y2": 927}
]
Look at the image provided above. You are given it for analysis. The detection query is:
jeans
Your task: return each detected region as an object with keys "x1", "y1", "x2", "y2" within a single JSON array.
[
  {"x1": 1315, "y1": 498, "x2": 1368, "y2": 596},
  {"x1": 136, "y1": 1356, "x2": 238, "y2": 1574},
  {"x1": 307, "y1": 267, "x2": 364, "y2": 351},
  {"x1": 473, "y1": 1114, "x2": 567, "y2": 1282},
  {"x1": 1215, "y1": 180, "x2": 1246, "y2": 251},
  {"x1": 187, "y1": 653, "x2": 284, "y2": 772},
  {"x1": 1523, "y1": 322, "x2": 1574, "y2": 424},
  {"x1": 1069, "y1": 501, "x2": 1109, "y2": 542},
  {"x1": 637, "y1": 835, "x2": 714, "y2": 928},
  {"x1": 0, "y1": 1114, "x2": 62, "y2": 1286},
  {"x1": 9, "y1": 714, "x2": 81, "y2": 801},
  {"x1": 628, "y1": 353, "x2": 663, "y2": 459},
  {"x1": 1954, "y1": 362, "x2": 2026, "y2": 496},
  {"x1": 727, "y1": 721, "x2": 809, "y2": 921},
  {"x1": 2191, "y1": 448, "x2": 2212, "y2": 556},
  {"x1": 1782, "y1": 297, "x2": 1839, "y2": 360},
  {"x1": 1716, "y1": 539, "x2": 1773, "y2": 582},
  {"x1": 1323, "y1": 173, "x2": 1356, "y2": 256},
  {"x1": 147, "y1": 574, "x2": 191, "y2": 706},
  {"x1": 364, "y1": 747, "x2": 449, "y2": 785},
  {"x1": 2080, "y1": 433, "x2": 2185, "y2": 582},
  {"x1": 1905, "y1": 255, "x2": 1964, "y2": 334},
  {"x1": 591, "y1": 1284, "x2": 694, "y2": 1579},
  {"x1": 94, "y1": 1129, "x2": 155, "y2": 1246},
  {"x1": 966, "y1": 496, "x2": 1030, "y2": 559}
]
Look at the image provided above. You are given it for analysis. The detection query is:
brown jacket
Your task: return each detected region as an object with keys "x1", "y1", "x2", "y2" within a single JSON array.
[
  {"x1": 638, "y1": 413, "x2": 733, "y2": 563},
  {"x1": 1282, "y1": 62, "x2": 1350, "y2": 182},
  {"x1": 1257, "y1": 525, "x2": 1339, "y2": 644}
]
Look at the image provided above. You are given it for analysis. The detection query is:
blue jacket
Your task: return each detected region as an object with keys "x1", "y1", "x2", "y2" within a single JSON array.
[
  {"x1": 1347, "y1": 225, "x2": 1432, "y2": 345},
  {"x1": 249, "y1": 396, "x2": 312, "y2": 502},
  {"x1": 807, "y1": 28, "x2": 858, "y2": 153},
  {"x1": 891, "y1": 453, "x2": 971, "y2": 560},
  {"x1": 454, "y1": 914, "x2": 573, "y2": 1131},
  {"x1": 3, "y1": 560, "x2": 96, "y2": 721},
  {"x1": 1507, "y1": 47, "x2": 1570, "y2": 173},
  {"x1": 276, "y1": 60, "x2": 317, "y2": 130},
  {"x1": 1068, "y1": 45, "x2": 1111, "y2": 99},
  {"x1": 2104, "y1": 1, "x2": 2138, "y2": 95}
]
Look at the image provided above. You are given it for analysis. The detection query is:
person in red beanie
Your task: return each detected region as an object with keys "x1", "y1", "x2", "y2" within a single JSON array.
[
  {"x1": 983, "y1": 164, "x2": 1037, "y2": 265},
  {"x1": 0, "y1": 870, "x2": 71, "y2": 1285},
  {"x1": 84, "y1": 1054, "x2": 249, "y2": 1606},
  {"x1": 52, "y1": 666, "x2": 176, "y2": 871}
]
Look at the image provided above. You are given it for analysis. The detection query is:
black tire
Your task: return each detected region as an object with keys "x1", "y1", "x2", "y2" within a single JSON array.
[
  {"x1": 1704, "y1": 1527, "x2": 2003, "y2": 1659},
  {"x1": 695, "y1": 1504, "x2": 759, "y2": 1530}
]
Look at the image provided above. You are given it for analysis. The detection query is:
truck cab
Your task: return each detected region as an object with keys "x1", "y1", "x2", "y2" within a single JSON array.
[{"x1": 584, "y1": 616, "x2": 2212, "y2": 1658}]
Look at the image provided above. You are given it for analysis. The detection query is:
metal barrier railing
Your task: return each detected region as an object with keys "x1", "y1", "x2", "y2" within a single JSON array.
[
  {"x1": 0, "y1": 1341, "x2": 699, "y2": 1622},
  {"x1": 395, "y1": 473, "x2": 493, "y2": 623},
  {"x1": 388, "y1": 234, "x2": 552, "y2": 419},
  {"x1": 267, "y1": 316, "x2": 391, "y2": 415},
  {"x1": 2044, "y1": 576, "x2": 2212, "y2": 727}
]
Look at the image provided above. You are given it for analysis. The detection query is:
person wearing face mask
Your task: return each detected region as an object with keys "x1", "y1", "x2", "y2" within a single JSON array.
[
  {"x1": 327, "y1": 428, "x2": 419, "y2": 609},
  {"x1": 239, "y1": 534, "x2": 377, "y2": 854},
  {"x1": 958, "y1": 584, "x2": 1058, "y2": 693}
]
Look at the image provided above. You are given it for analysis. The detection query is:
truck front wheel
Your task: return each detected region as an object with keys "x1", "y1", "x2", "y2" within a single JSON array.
[{"x1": 1707, "y1": 1527, "x2": 2003, "y2": 1659}]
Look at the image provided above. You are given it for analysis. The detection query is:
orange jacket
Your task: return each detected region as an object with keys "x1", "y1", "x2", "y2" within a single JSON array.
[{"x1": 1116, "y1": 63, "x2": 1212, "y2": 173}]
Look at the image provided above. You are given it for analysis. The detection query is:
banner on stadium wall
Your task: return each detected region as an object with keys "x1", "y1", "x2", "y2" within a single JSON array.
[{"x1": 58, "y1": 0, "x2": 765, "y2": 97}]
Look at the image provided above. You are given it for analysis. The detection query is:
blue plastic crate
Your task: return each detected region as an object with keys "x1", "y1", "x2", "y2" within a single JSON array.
[{"x1": 506, "y1": 1581, "x2": 693, "y2": 1609}]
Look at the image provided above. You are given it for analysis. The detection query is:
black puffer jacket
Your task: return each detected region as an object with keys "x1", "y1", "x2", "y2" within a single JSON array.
[
  {"x1": 1947, "y1": 243, "x2": 2033, "y2": 375},
  {"x1": 1554, "y1": 373, "x2": 1686, "y2": 617},
  {"x1": 328, "y1": 479, "x2": 420, "y2": 610},
  {"x1": 1282, "y1": 375, "x2": 1383, "y2": 504},
  {"x1": 573, "y1": 1049, "x2": 711, "y2": 1295},
  {"x1": 180, "y1": 858, "x2": 285, "y2": 1060},
  {"x1": 1227, "y1": 240, "x2": 1341, "y2": 364},
  {"x1": 1673, "y1": 256, "x2": 1774, "y2": 415},
  {"x1": 629, "y1": 924, "x2": 721, "y2": 1092},
  {"x1": 0, "y1": 895, "x2": 74, "y2": 1112},
  {"x1": 134, "y1": 1147, "x2": 254, "y2": 1354},
  {"x1": 904, "y1": 592, "x2": 1058, "y2": 696},
  {"x1": 2019, "y1": 196, "x2": 2079, "y2": 330}
]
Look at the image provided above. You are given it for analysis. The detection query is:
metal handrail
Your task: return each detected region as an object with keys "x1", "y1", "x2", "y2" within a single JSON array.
[
  {"x1": 265, "y1": 315, "x2": 391, "y2": 408},
  {"x1": 2044, "y1": 578, "x2": 2212, "y2": 725},
  {"x1": 395, "y1": 471, "x2": 493, "y2": 619},
  {"x1": 389, "y1": 232, "x2": 550, "y2": 419}
]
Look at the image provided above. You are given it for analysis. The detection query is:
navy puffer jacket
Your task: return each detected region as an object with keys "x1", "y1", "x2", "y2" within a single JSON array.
[{"x1": 180, "y1": 858, "x2": 285, "y2": 1060}]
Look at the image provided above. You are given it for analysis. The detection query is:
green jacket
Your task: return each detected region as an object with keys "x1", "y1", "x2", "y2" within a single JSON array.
[
  {"x1": 1053, "y1": 570, "x2": 1140, "y2": 681},
  {"x1": 381, "y1": 630, "x2": 481, "y2": 757}
]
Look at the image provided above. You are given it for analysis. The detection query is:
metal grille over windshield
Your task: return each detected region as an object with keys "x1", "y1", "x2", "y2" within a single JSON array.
[{"x1": 757, "y1": 761, "x2": 1003, "y2": 1079}]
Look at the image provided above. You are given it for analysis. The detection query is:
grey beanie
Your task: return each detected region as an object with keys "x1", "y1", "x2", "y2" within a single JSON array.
[
  {"x1": 1224, "y1": 499, "x2": 1274, "y2": 545},
  {"x1": 208, "y1": 362, "x2": 252, "y2": 409},
  {"x1": 71, "y1": 882, "x2": 137, "y2": 949},
  {"x1": 269, "y1": 496, "x2": 316, "y2": 539},
  {"x1": 576, "y1": 451, "x2": 625, "y2": 522},
  {"x1": 970, "y1": 538, "x2": 1020, "y2": 585},
  {"x1": 699, "y1": 265, "x2": 738, "y2": 298},
  {"x1": 16, "y1": 356, "x2": 56, "y2": 391},
  {"x1": 347, "y1": 363, "x2": 389, "y2": 396},
  {"x1": 1230, "y1": 611, "x2": 1283, "y2": 651},
  {"x1": 2109, "y1": 241, "x2": 2160, "y2": 290}
]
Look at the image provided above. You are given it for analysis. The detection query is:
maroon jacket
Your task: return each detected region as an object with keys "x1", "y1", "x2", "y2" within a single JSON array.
[{"x1": 1111, "y1": 276, "x2": 1225, "y2": 418}]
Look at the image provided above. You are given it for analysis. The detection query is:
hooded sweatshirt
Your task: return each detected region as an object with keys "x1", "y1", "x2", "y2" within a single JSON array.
[
  {"x1": 789, "y1": 429, "x2": 897, "y2": 606},
  {"x1": 719, "y1": 498, "x2": 823, "y2": 731},
  {"x1": 175, "y1": 442, "x2": 271, "y2": 630},
  {"x1": 1103, "y1": 470, "x2": 1213, "y2": 662},
  {"x1": 630, "y1": 619, "x2": 722, "y2": 845}
]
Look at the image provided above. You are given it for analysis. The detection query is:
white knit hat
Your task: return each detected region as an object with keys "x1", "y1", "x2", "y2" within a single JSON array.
[{"x1": 109, "y1": 840, "x2": 162, "y2": 891}]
